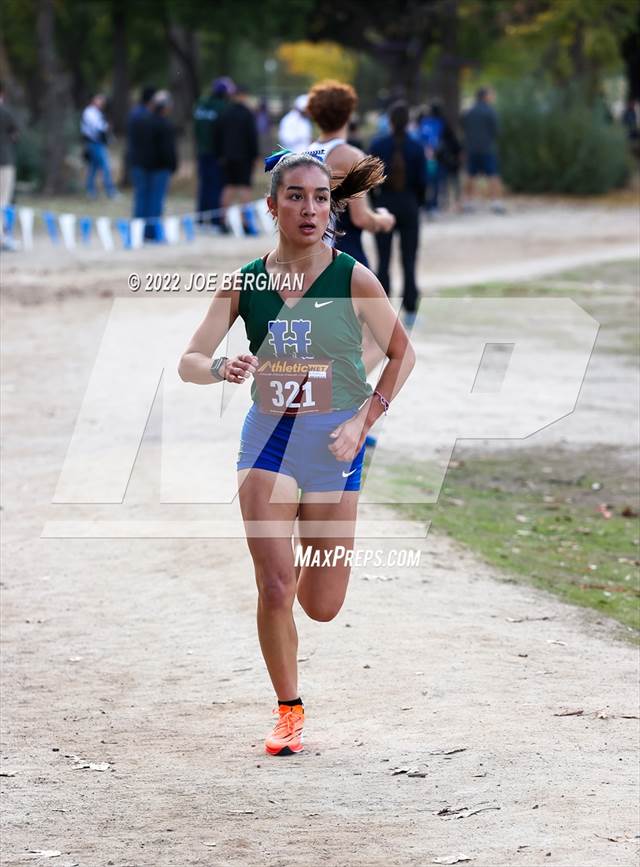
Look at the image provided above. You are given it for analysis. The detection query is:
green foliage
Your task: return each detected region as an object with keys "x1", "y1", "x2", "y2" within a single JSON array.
[
  {"x1": 15, "y1": 125, "x2": 42, "y2": 185},
  {"x1": 497, "y1": 81, "x2": 630, "y2": 195}
]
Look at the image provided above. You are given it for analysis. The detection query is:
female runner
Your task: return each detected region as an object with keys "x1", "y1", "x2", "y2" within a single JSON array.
[{"x1": 178, "y1": 151, "x2": 416, "y2": 756}]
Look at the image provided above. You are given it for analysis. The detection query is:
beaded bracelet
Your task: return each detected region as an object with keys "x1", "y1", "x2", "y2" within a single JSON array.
[{"x1": 373, "y1": 390, "x2": 390, "y2": 415}]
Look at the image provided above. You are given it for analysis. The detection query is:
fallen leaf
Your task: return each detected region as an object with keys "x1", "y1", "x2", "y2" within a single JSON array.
[
  {"x1": 621, "y1": 506, "x2": 638, "y2": 518},
  {"x1": 553, "y1": 708, "x2": 583, "y2": 717},
  {"x1": 429, "y1": 747, "x2": 467, "y2": 756},
  {"x1": 436, "y1": 803, "x2": 500, "y2": 819},
  {"x1": 594, "y1": 832, "x2": 636, "y2": 843}
]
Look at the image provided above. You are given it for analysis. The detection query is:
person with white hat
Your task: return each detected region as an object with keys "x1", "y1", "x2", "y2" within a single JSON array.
[{"x1": 278, "y1": 95, "x2": 313, "y2": 153}]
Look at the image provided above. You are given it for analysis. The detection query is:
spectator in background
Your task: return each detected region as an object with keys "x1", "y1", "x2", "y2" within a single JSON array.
[
  {"x1": 128, "y1": 86, "x2": 156, "y2": 226},
  {"x1": 255, "y1": 98, "x2": 272, "y2": 154},
  {"x1": 461, "y1": 86, "x2": 505, "y2": 213},
  {"x1": 81, "y1": 93, "x2": 117, "y2": 198},
  {"x1": 278, "y1": 94, "x2": 312, "y2": 153},
  {"x1": 347, "y1": 116, "x2": 364, "y2": 150},
  {"x1": 194, "y1": 77, "x2": 231, "y2": 227},
  {"x1": 125, "y1": 85, "x2": 155, "y2": 183},
  {"x1": 144, "y1": 90, "x2": 178, "y2": 241},
  {"x1": 0, "y1": 81, "x2": 19, "y2": 251},
  {"x1": 418, "y1": 102, "x2": 461, "y2": 215},
  {"x1": 369, "y1": 100, "x2": 427, "y2": 328},
  {"x1": 216, "y1": 84, "x2": 259, "y2": 229}
]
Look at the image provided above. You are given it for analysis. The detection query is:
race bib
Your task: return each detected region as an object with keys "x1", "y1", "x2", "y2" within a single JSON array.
[{"x1": 254, "y1": 357, "x2": 333, "y2": 415}]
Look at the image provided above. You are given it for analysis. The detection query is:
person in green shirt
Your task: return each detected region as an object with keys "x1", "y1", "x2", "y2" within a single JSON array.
[
  {"x1": 178, "y1": 151, "x2": 416, "y2": 757},
  {"x1": 193, "y1": 77, "x2": 232, "y2": 226}
]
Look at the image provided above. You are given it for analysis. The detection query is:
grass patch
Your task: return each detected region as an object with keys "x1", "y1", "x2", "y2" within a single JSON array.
[
  {"x1": 381, "y1": 445, "x2": 639, "y2": 639},
  {"x1": 434, "y1": 259, "x2": 639, "y2": 361}
]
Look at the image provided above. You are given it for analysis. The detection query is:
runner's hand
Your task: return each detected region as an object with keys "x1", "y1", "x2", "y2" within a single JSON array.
[
  {"x1": 375, "y1": 208, "x2": 395, "y2": 233},
  {"x1": 328, "y1": 417, "x2": 367, "y2": 463},
  {"x1": 224, "y1": 354, "x2": 258, "y2": 383}
]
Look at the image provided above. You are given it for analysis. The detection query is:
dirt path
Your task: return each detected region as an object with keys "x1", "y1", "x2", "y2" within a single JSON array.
[{"x1": 1, "y1": 203, "x2": 638, "y2": 866}]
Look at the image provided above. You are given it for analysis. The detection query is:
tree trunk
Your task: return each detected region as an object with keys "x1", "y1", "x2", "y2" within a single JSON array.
[
  {"x1": 375, "y1": 38, "x2": 425, "y2": 105},
  {"x1": 621, "y1": 13, "x2": 640, "y2": 102},
  {"x1": 111, "y1": 0, "x2": 130, "y2": 136},
  {"x1": 35, "y1": 0, "x2": 71, "y2": 194},
  {"x1": 433, "y1": 0, "x2": 461, "y2": 125},
  {"x1": 165, "y1": 22, "x2": 200, "y2": 134}
]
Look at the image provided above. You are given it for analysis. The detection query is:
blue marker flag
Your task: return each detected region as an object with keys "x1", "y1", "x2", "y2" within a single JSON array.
[
  {"x1": 79, "y1": 216, "x2": 93, "y2": 244},
  {"x1": 3, "y1": 205, "x2": 15, "y2": 236},
  {"x1": 182, "y1": 215, "x2": 195, "y2": 242},
  {"x1": 242, "y1": 204, "x2": 259, "y2": 236},
  {"x1": 42, "y1": 211, "x2": 59, "y2": 244},
  {"x1": 115, "y1": 218, "x2": 131, "y2": 249}
]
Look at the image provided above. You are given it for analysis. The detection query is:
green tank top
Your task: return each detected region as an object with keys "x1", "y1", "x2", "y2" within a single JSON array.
[{"x1": 238, "y1": 251, "x2": 373, "y2": 411}]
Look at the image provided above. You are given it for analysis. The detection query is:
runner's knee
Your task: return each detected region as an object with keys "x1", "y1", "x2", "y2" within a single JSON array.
[
  {"x1": 298, "y1": 594, "x2": 343, "y2": 622},
  {"x1": 256, "y1": 568, "x2": 296, "y2": 611}
]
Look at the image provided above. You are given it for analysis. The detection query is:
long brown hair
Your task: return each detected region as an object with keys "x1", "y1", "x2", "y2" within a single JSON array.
[
  {"x1": 269, "y1": 153, "x2": 386, "y2": 240},
  {"x1": 387, "y1": 101, "x2": 409, "y2": 192}
]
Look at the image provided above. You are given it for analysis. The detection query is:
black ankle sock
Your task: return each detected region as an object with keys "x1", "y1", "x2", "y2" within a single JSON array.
[{"x1": 278, "y1": 697, "x2": 303, "y2": 707}]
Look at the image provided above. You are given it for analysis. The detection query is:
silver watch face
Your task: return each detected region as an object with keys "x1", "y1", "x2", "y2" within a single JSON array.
[{"x1": 211, "y1": 357, "x2": 227, "y2": 380}]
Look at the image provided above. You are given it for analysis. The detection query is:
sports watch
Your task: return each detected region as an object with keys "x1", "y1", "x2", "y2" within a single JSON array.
[{"x1": 210, "y1": 356, "x2": 228, "y2": 382}]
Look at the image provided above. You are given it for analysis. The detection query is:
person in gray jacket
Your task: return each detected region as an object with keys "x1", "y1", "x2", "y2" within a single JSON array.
[{"x1": 461, "y1": 87, "x2": 506, "y2": 213}]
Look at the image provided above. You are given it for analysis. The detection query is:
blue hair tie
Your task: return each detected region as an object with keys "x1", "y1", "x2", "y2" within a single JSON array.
[
  {"x1": 264, "y1": 148, "x2": 327, "y2": 172},
  {"x1": 264, "y1": 149, "x2": 292, "y2": 172}
]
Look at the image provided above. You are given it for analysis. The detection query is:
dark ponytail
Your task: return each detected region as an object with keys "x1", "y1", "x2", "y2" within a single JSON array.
[{"x1": 329, "y1": 155, "x2": 386, "y2": 220}]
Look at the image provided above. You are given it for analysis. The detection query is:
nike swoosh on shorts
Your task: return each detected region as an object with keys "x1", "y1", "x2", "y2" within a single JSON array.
[{"x1": 342, "y1": 468, "x2": 357, "y2": 478}]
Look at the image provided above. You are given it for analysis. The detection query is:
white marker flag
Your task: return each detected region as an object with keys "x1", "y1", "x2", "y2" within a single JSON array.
[
  {"x1": 226, "y1": 205, "x2": 244, "y2": 238},
  {"x1": 59, "y1": 213, "x2": 77, "y2": 250},
  {"x1": 164, "y1": 216, "x2": 180, "y2": 245},
  {"x1": 130, "y1": 218, "x2": 145, "y2": 249},
  {"x1": 96, "y1": 217, "x2": 115, "y2": 251},
  {"x1": 18, "y1": 207, "x2": 34, "y2": 250}
]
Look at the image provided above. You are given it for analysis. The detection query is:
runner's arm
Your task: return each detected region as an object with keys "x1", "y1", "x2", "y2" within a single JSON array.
[
  {"x1": 178, "y1": 276, "x2": 251, "y2": 384},
  {"x1": 350, "y1": 263, "x2": 416, "y2": 430}
]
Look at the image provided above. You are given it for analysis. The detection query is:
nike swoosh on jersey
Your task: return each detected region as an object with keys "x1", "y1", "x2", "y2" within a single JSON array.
[
  {"x1": 341, "y1": 468, "x2": 357, "y2": 478},
  {"x1": 314, "y1": 300, "x2": 334, "y2": 308}
]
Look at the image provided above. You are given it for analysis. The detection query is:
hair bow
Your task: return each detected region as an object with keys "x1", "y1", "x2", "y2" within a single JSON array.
[{"x1": 264, "y1": 148, "x2": 327, "y2": 172}]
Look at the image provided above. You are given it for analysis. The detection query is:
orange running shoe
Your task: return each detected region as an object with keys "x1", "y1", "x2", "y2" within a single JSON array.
[{"x1": 264, "y1": 703, "x2": 304, "y2": 756}]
